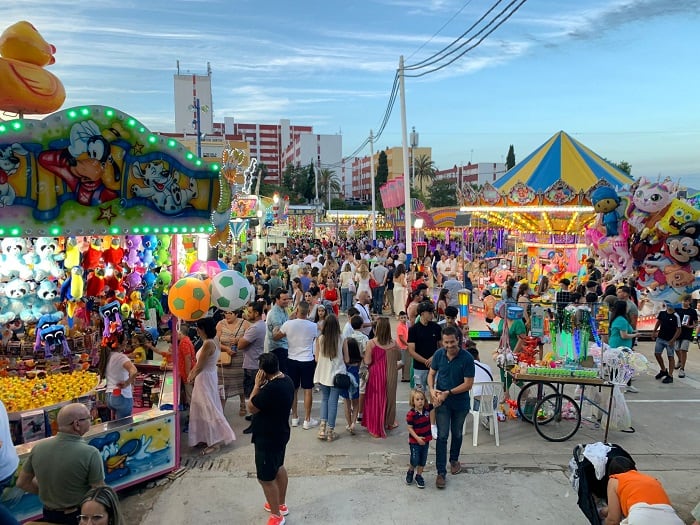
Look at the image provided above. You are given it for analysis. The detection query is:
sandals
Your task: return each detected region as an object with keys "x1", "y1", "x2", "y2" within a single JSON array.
[
  {"x1": 345, "y1": 424, "x2": 355, "y2": 435},
  {"x1": 239, "y1": 407, "x2": 247, "y2": 417},
  {"x1": 326, "y1": 429, "x2": 338, "y2": 442},
  {"x1": 201, "y1": 444, "x2": 221, "y2": 456},
  {"x1": 386, "y1": 423, "x2": 399, "y2": 430}
]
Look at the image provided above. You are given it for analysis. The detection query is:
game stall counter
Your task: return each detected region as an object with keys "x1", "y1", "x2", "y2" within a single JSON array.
[{"x1": 0, "y1": 102, "x2": 227, "y2": 522}]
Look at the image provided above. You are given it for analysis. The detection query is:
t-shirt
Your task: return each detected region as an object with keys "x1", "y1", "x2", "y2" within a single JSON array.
[
  {"x1": 105, "y1": 352, "x2": 133, "y2": 398},
  {"x1": 281, "y1": 318, "x2": 317, "y2": 361},
  {"x1": 408, "y1": 321, "x2": 443, "y2": 370},
  {"x1": 609, "y1": 316, "x2": 633, "y2": 349},
  {"x1": 0, "y1": 401, "x2": 19, "y2": 480},
  {"x1": 442, "y1": 278, "x2": 463, "y2": 307},
  {"x1": 251, "y1": 375, "x2": 295, "y2": 446},
  {"x1": 430, "y1": 348, "x2": 475, "y2": 409},
  {"x1": 265, "y1": 305, "x2": 289, "y2": 352},
  {"x1": 242, "y1": 320, "x2": 266, "y2": 370},
  {"x1": 371, "y1": 264, "x2": 388, "y2": 285},
  {"x1": 675, "y1": 307, "x2": 698, "y2": 341},
  {"x1": 356, "y1": 302, "x2": 373, "y2": 337},
  {"x1": 656, "y1": 310, "x2": 680, "y2": 341},
  {"x1": 497, "y1": 318, "x2": 527, "y2": 351},
  {"x1": 406, "y1": 406, "x2": 433, "y2": 444},
  {"x1": 610, "y1": 470, "x2": 672, "y2": 517},
  {"x1": 396, "y1": 322, "x2": 408, "y2": 350},
  {"x1": 22, "y1": 433, "x2": 104, "y2": 509}
]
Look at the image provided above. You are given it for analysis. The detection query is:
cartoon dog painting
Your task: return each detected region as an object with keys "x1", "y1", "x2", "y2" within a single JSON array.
[
  {"x1": 0, "y1": 143, "x2": 28, "y2": 206},
  {"x1": 131, "y1": 161, "x2": 198, "y2": 215}
]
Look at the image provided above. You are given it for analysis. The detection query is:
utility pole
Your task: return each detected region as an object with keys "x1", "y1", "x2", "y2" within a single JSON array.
[
  {"x1": 399, "y1": 56, "x2": 413, "y2": 261},
  {"x1": 370, "y1": 129, "x2": 376, "y2": 242}
]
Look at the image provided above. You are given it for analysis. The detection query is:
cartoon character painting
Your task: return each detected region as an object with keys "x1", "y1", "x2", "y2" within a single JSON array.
[
  {"x1": 130, "y1": 160, "x2": 198, "y2": 215},
  {"x1": 38, "y1": 120, "x2": 121, "y2": 206},
  {"x1": 0, "y1": 143, "x2": 28, "y2": 206}
]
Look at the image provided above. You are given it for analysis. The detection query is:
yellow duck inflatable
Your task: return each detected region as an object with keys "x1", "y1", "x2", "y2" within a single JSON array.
[{"x1": 0, "y1": 21, "x2": 66, "y2": 114}]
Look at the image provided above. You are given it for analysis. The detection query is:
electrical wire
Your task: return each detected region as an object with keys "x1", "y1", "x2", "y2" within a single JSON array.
[
  {"x1": 405, "y1": 0, "x2": 505, "y2": 70},
  {"x1": 405, "y1": 0, "x2": 476, "y2": 62},
  {"x1": 406, "y1": 0, "x2": 527, "y2": 78}
]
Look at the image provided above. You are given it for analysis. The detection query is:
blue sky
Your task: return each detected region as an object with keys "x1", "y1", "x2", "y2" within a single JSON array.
[{"x1": 4, "y1": 0, "x2": 700, "y2": 183}]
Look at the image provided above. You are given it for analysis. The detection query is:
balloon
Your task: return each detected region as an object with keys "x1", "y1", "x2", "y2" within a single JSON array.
[
  {"x1": 167, "y1": 277, "x2": 211, "y2": 321},
  {"x1": 210, "y1": 270, "x2": 254, "y2": 312},
  {"x1": 189, "y1": 259, "x2": 228, "y2": 279}
]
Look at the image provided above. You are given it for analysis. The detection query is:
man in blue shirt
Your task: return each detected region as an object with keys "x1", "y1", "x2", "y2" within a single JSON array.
[
  {"x1": 428, "y1": 325, "x2": 475, "y2": 490},
  {"x1": 266, "y1": 288, "x2": 290, "y2": 374}
]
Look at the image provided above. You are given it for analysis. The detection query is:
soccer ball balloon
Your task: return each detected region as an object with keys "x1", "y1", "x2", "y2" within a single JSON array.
[
  {"x1": 168, "y1": 277, "x2": 211, "y2": 321},
  {"x1": 211, "y1": 270, "x2": 254, "y2": 311}
]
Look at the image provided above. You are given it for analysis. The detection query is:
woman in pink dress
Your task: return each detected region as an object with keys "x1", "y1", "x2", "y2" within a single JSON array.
[
  {"x1": 363, "y1": 318, "x2": 400, "y2": 438},
  {"x1": 188, "y1": 317, "x2": 236, "y2": 455}
]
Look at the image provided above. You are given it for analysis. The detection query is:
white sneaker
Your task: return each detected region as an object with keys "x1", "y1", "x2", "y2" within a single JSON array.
[
  {"x1": 431, "y1": 424, "x2": 438, "y2": 440},
  {"x1": 626, "y1": 385, "x2": 639, "y2": 394},
  {"x1": 303, "y1": 418, "x2": 319, "y2": 430},
  {"x1": 678, "y1": 369, "x2": 686, "y2": 378},
  {"x1": 291, "y1": 418, "x2": 299, "y2": 427}
]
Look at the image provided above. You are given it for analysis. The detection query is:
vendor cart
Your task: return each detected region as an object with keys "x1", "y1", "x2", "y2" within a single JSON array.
[{"x1": 510, "y1": 372, "x2": 615, "y2": 443}]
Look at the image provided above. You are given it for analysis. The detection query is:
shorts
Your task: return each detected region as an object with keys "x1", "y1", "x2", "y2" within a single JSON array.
[
  {"x1": 286, "y1": 359, "x2": 316, "y2": 389},
  {"x1": 244, "y1": 368, "x2": 257, "y2": 398},
  {"x1": 359, "y1": 363, "x2": 369, "y2": 395},
  {"x1": 654, "y1": 338, "x2": 675, "y2": 357},
  {"x1": 409, "y1": 442, "x2": 429, "y2": 468},
  {"x1": 677, "y1": 339, "x2": 691, "y2": 351},
  {"x1": 413, "y1": 368, "x2": 429, "y2": 392},
  {"x1": 340, "y1": 365, "x2": 360, "y2": 400},
  {"x1": 107, "y1": 393, "x2": 133, "y2": 420},
  {"x1": 255, "y1": 443, "x2": 287, "y2": 482}
]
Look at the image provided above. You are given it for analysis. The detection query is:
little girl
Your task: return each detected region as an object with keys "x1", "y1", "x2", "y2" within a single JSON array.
[{"x1": 406, "y1": 388, "x2": 432, "y2": 489}]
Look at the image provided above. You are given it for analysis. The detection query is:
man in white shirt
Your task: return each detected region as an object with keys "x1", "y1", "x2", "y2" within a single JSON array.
[
  {"x1": 303, "y1": 253, "x2": 315, "y2": 265},
  {"x1": 355, "y1": 290, "x2": 374, "y2": 337},
  {"x1": 436, "y1": 254, "x2": 449, "y2": 285},
  {"x1": 371, "y1": 260, "x2": 389, "y2": 314},
  {"x1": 276, "y1": 301, "x2": 318, "y2": 430}
]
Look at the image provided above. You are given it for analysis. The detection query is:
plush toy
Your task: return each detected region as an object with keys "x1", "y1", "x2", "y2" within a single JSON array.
[
  {"x1": 141, "y1": 269, "x2": 157, "y2": 293},
  {"x1": 124, "y1": 235, "x2": 143, "y2": 268},
  {"x1": 36, "y1": 324, "x2": 72, "y2": 363},
  {"x1": 129, "y1": 290, "x2": 145, "y2": 319},
  {"x1": 31, "y1": 237, "x2": 65, "y2": 281},
  {"x1": 86, "y1": 267, "x2": 105, "y2": 297},
  {"x1": 0, "y1": 237, "x2": 34, "y2": 280},
  {"x1": 33, "y1": 312, "x2": 64, "y2": 352},
  {"x1": 64, "y1": 237, "x2": 82, "y2": 269},
  {"x1": 102, "y1": 237, "x2": 124, "y2": 271},
  {"x1": 591, "y1": 186, "x2": 622, "y2": 237},
  {"x1": 82, "y1": 237, "x2": 104, "y2": 270},
  {"x1": 103, "y1": 268, "x2": 124, "y2": 296},
  {"x1": 154, "y1": 235, "x2": 171, "y2": 266},
  {"x1": 60, "y1": 266, "x2": 85, "y2": 326},
  {"x1": 32, "y1": 279, "x2": 61, "y2": 318},
  {"x1": 665, "y1": 221, "x2": 700, "y2": 269},
  {"x1": 153, "y1": 268, "x2": 172, "y2": 300},
  {"x1": 0, "y1": 278, "x2": 35, "y2": 323},
  {"x1": 99, "y1": 300, "x2": 123, "y2": 344},
  {"x1": 141, "y1": 235, "x2": 158, "y2": 268},
  {"x1": 144, "y1": 290, "x2": 164, "y2": 322},
  {"x1": 123, "y1": 270, "x2": 143, "y2": 294}
]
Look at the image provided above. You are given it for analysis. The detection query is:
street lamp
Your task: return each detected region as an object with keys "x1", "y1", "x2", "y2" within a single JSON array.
[
  {"x1": 188, "y1": 97, "x2": 209, "y2": 158},
  {"x1": 413, "y1": 218, "x2": 424, "y2": 242},
  {"x1": 410, "y1": 126, "x2": 418, "y2": 189}
]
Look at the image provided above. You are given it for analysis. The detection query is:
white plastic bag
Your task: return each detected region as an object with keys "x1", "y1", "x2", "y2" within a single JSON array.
[{"x1": 609, "y1": 385, "x2": 632, "y2": 431}]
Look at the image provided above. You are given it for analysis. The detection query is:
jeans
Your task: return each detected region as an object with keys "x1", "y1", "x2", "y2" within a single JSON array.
[
  {"x1": 0, "y1": 474, "x2": 19, "y2": 525},
  {"x1": 319, "y1": 384, "x2": 341, "y2": 428},
  {"x1": 372, "y1": 285, "x2": 385, "y2": 314},
  {"x1": 435, "y1": 403, "x2": 469, "y2": 476},
  {"x1": 413, "y1": 368, "x2": 429, "y2": 392},
  {"x1": 340, "y1": 288, "x2": 353, "y2": 312},
  {"x1": 107, "y1": 393, "x2": 133, "y2": 419},
  {"x1": 409, "y1": 442, "x2": 430, "y2": 468}
]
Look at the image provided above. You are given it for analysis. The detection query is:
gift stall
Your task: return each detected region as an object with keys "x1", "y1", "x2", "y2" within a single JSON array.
[{"x1": 0, "y1": 103, "x2": 221, "y2": 522}]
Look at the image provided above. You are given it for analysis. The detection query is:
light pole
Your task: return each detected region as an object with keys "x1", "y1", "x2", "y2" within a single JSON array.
[
  {"x1": 188, "y1": 97, "x2": 209, "y2": 158},
  {"x1": 410, "y1": 126, "x2": 418, "y2": 189}
]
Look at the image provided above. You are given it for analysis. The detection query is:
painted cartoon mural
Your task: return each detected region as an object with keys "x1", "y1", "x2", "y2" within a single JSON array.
[{"x1": 0, "y1": 105, "x2": 220, "y2": 235}]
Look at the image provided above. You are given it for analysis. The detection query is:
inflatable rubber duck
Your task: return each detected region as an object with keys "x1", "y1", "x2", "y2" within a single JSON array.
[{"x1": 0, "y1": 21, "x2": 66, "y2": 114}]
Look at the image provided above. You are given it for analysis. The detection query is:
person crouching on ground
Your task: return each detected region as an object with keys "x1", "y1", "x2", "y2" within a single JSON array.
[
  {"x1": 603, "y1": 456, "x2": 683, "y2": 525},
  {"x1": 248, "y1": 353, "x2": 295, "y2": 525}
]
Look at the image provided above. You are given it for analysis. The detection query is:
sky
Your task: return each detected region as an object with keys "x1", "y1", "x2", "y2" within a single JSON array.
[{"x1": 4, "y1": 0, "x2": 700, "y2": 184}]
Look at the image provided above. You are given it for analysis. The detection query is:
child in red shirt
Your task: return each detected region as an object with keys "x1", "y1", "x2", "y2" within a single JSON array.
[{"x1": 406, "y1": 388, "x2": 433, "y2": 489}]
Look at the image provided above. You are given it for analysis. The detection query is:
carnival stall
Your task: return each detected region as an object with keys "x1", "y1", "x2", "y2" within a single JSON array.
[{"x1": 0, "y1": 102, "x2": 223, "y2": 520}]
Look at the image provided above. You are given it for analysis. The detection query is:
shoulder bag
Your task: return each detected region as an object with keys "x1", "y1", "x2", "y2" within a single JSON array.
[{"x1": 217, "y1": 320, "x2": 244, "y2": 367}]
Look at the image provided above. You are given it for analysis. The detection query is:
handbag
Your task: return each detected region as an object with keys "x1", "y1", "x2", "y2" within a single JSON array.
[
  {"x1": 348, "y1": 281, "x2": 357, "y2": 293},
  {"x1": 369, "y1": 277, "x2": 379, "y2": 289},
  {"x1": 333, "y1": 372, "x2": 352, "y2": 390},
  {"x1": 217, "y1": 320, "x2": 244, "y2": 367}
]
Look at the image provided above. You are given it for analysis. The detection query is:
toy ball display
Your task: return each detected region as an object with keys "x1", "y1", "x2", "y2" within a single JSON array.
[
  {"x1": 168, "y1": 277, "x2": 211, "y2": 321},
  {"x1": 210, "y1": 270, "x2": 254, "y2": 312}
]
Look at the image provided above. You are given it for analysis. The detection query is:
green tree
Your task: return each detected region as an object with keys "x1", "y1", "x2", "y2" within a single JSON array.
[
  {"x1": 413, "y1": 154, "x2": 436, "y2": 195},
  {"x1": 318, "y1": 168, "x2": 342, "y2": 208},
  {"x1": 428, "y1": 180, "x2": 458, "y2": 207},
  {"x1": 615, "y1": 160, "x2": 632, "y2": 175},
  {"x1": 375, "y1": 151, "x2": 388, "y2": 196},
  {"x1": 506, "y1": 145, "x2": 516, "y2": 170}
]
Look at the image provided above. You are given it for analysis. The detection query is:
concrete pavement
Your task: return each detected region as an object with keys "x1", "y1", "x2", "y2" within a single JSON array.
[{"x1": 123, "y1": 339, "x2": 700, "y2": 524}]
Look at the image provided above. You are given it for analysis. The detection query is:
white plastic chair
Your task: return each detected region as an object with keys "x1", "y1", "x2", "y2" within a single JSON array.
[{"x1": 468, "y1": 381, "x2": 503, "y2": 446}]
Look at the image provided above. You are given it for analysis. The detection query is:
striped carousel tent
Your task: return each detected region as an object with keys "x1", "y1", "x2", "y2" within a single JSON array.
[{"x1": 494, "y1": 131, "x2": 634, "y2": 192}]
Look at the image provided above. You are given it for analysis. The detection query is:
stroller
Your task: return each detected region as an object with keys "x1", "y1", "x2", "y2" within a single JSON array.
[{"x1": 569, "y1": 442, "x2": 635, "y2": 524}]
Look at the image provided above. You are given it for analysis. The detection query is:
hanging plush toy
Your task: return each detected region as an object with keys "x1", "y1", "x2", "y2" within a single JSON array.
[
  {"x1": 63, "y1": 237, "x2": 82, "y2": 269},
  {"x1": 102, "y1": 237, "x2": 124, "y2": 271},
  {"x1": 0, "y1": 238, "x2": 34, "y2": 280},
  {"x1": 32, "y1": 279, "x2": 61, "y2": 319},
  {"x1": 60, "y1": 266, "x2": 85, "y2": 327},
  {"x1": 33, "y1": 312, "x2": 63, "y2": 353},
  {"x1": 82, "y1": 237, "x2": 104, "y2": 270},
  {"x1": 129, "y1": 290, "x2": 145, "y2": 319},
  {"x1": 154, "y1": 235, "x2": 171, "y2": 266},
  {"x1": 144, "y1": 290, "x2": 164, "y2": 323},
  {"x1": 31, "y1": 237, "x2": 65, "y2": 281},
  {"x1": 591, "y1": 186, "x2": 622, "y2": 237},
  {"x1": 124, "y1": 235, "x2": 143, "y2": 268},
  {"x1": 99, "y1": 300, "x2": 123, "y2": 340},
  {"x1": 141, "y1": 234, "x2": 158, "y2": 268},
  {"x1": 0, "y1": 278, "x2": 35, "y2": 323},
  {"x1": 37, "y1": 324, "x2": 72, "y2": 364}
]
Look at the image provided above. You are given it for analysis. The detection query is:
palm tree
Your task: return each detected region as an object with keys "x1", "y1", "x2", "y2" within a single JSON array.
[
  {"x1": 319, "y1": 168, "x2": 342, "y2": 209},
  {"x1": 413, "y1": 154, "x2": 436, "y2": 195}
]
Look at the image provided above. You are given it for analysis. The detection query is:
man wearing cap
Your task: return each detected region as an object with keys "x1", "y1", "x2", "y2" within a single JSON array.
[
  {"x1": 16, "y1": 403, "x2": 104, "y2": 524},
  {"x1": 653, "y1": 301, "x2": 681, "y2": 384}
]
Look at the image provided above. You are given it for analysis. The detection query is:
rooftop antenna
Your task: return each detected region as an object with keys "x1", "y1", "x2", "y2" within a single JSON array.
[
  {"x1": 176, "y1": 60, "x2": 180, "y2": 75},
  {"x1": 207, "y1": 62, "x2": 212, "y2": 76}
]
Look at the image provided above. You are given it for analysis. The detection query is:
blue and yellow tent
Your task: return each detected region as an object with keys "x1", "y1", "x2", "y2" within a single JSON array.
[{"x1": 495, "y1": 131, "x2": 634, "y2": 192}]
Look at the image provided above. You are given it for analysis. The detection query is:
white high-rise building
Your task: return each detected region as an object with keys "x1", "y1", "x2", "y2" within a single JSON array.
[{"x1": 174, "y1": 63, "x2": 214, "y2": 135}]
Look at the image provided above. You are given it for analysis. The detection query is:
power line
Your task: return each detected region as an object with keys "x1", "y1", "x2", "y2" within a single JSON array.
[
  {"x1": 406, "y1": 0, "x2": 528, "y2": 78},
  {"x1": 405, "y1": 0, "x2": 505, "y2": 70},
  {"x1": 405, "y1": 0, "x2": 477, "y2": 62}
]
